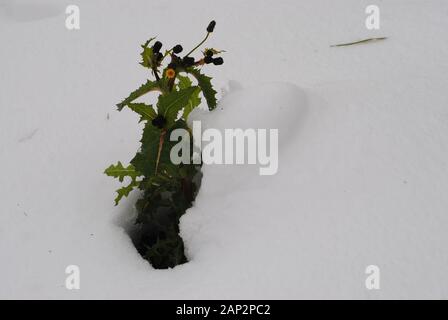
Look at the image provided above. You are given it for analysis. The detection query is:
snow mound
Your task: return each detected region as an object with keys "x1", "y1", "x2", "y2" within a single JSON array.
[
  {"x1": 187, "y1": 82, "x2": 306, "y2": 195},
  {"x1": 191, "y1": 82, "x2": 307, "y2": 146},
  {"x1": 182, "y1": 82, "x2": 308, "y2": 270}
]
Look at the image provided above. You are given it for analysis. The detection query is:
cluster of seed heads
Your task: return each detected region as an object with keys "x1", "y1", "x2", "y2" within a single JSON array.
[
  {"x1": 150, "y1": 20, "x2": 224, "y2": 129},
  {"x1": 151, "y1": 20, "x2": 224, "y2": 79},
  {"x1": 204, "y1": 49, "x2": 224, "y2": 65}
]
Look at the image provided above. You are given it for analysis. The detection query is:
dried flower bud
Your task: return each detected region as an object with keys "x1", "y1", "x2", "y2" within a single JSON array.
[
  {"x1": 182, "y1": 56, "x2": 195, "y2": 67},
  {"x1": 153, "y1": 41, "x2": 162, "y2": 53},
  {"x1": 173, "y1": 45, "x2": 183, "y2": 54},
  {"x1": 207, "y1": 20, "x2": 216, "y2": 33},
  {"x1": 212, "y1": 57, "x2": 224, "y2": 65}
]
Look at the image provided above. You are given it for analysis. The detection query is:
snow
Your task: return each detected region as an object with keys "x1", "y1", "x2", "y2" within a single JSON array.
[{"x1": 1, "y1": 0, "x2": 448, "y2": 299}]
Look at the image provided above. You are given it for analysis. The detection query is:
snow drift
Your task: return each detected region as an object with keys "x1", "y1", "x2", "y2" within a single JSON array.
[{"x1": 1, "y1": 0, "x2": 448, "y2": 299}]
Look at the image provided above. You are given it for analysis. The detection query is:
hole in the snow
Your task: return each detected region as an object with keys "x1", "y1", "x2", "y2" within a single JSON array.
[{"x1": 117, "y1": 166, "x2": 203, "y2": 269}]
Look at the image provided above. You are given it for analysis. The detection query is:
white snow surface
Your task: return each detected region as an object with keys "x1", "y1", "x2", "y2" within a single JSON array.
[{"x1": 1, "y1": 0, "x2": 448, "y2": 299}]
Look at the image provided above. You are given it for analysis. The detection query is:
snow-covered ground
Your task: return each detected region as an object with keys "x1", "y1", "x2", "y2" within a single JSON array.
[{"x1": 1, "y1": 0, "x2": 448, "y2": 299}]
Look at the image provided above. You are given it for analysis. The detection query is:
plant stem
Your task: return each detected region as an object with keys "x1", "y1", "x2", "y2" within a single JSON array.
[
  {"x1": 164, "y1": 49, "x2": 172, "y2": 58},
  {"x1": 155, "y1": 129, "x2": 167, "y2": 174},
  {"x1": 184, "y1": 32, "x2": 210, "y2": 57},
  {"x1": 152, "y1": 67, "x2": 160, "y2": 81}
]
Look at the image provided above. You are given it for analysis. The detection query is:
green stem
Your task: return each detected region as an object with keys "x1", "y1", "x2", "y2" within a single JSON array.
[
  {"x1": 163, "y1": 49, "x2": 173, "y2": 59},
  {"x1": 152, "y1": 67, "x2": 160, "y2": 81},
  {"x1": 155, "y1": 129, "x2": 167, "y2": 174},
  {"x1": 185, "y1": 32, "x2": 210, "y2": 57}
]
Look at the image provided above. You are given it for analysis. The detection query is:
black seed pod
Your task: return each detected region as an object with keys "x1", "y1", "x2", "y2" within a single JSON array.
[
  {"x1": 205, "y1": 50, "x2": 214, "y2": 57},
  {"x1": 207, "y1": 20, "x2": 216, "y2": 33},
  {"x1": 156, "y1": 52, "x2": 163, "y2": 61},
  {"x1": 153, "y1": 41, "x2": 162, "y2": 53},
  {"x1": 212, "y1": 57, "x2": 223, "y2": 65},
  {"x1": 182, "y1": 56, "x2": 195, "y2": 67},
  {"x1": 204, "y1": 56, "x2": 214, "y2": 64},
  {"x1": 173, "y1": 45, "x2": 183, "y2": 54},
  {"x1": 167, "y1": 62, "x2": 177, "y2": 70},
  {"x1": 151, "y1": 115, "x2": 167, "y2": 129}
]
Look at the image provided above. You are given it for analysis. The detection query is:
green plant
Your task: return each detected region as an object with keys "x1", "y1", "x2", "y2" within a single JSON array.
[{"x1": 105, "y1": 21, "x2": 224, "y2": 269}]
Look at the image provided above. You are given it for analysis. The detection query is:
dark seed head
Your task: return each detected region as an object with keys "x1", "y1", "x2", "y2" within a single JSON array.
[
  {"x1": 173, "y1": 45, "x2": 183, "y2": 54},
  {"x1": 205, "y1": 50, "x2": 214, "y2": 57},
  {"x1": 171, "y1": 54, "x2": 182, "y2": 64},
  {"x1": 212, "y1": 57, "x2": 224, "y2": 65},
  {"x1": 156, "y1": 52, "x2": 163, "y2": 61},
  {"x1": 153, "y1": 41, "x2": 162, "y2": 53},
  {"x1": 204, "y1": 56, "x2": 214, "y2": 64},
  {"x1": 206, "y1": 20, "x2": 216, "y2": 33},
  {"x1": 151, "y1": 115, "x2": 167, "y2": 129},
  {"x1": 182, "y1": 56, "x2": 195, "y2": 67}
]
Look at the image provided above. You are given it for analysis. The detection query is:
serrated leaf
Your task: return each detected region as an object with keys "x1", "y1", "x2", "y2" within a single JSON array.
[
  {"x1": 176, "y1": 75, "x2": 202, "y2": 120},
  {"x1": 116, "y1": 80, "x2": 160, "y2": 111},
  {"x1": 141, "y1": 37, "x2": 156, "y2": 49},
  {"x1": 187, "y1": 68, "x2": 217, "y2": 110},
  {"x1": 127, "y1": 103, "x2": 157, "y2": 122},
  {"x1": 104, "y1": 161, "x2": 140, "y2": 182},
  {"x1": 157, "y1": 87, "x2": 198, "y2": 127},
  {"x1": 131, "y1": 121, "x2": 190, "y2": 178},
  {"x1": 131, "y1": 123, "x2": 160, "y2": 177},
  {"x1": 114, "y1": 180, "x2": 139, "y2": 206},
  {"x1": 182, "y1": 87, "x2": 201, "y2": 120},
  {"x1": 140, "y1": 38, "x2": 156, "y2": 69},
  {"x1": 177, "y1": 74, "x2": 193, "y2": 89}
]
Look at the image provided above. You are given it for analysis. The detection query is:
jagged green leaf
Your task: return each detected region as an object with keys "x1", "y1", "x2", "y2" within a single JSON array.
[
  {"x1": 187, "y1": 68, "x2": 217, "y2": 110},
  {"x1": 157, "y1": 86, "x2": 198, "y2": 127},
  {"x1": 114, "y1": 179, "x2": 139, "y2": 206},
  {"x1": 140, "y1": 37, "x2": 156, "y2": 69},
  {"x1": 177, "y1": 74, "x2": 192, "y2": 89},
  {"x1": 127, "y1": 103, "x2": 157, "y2": 122},
  {"x1": 182, "y1": 87, "x2": 201, "y2": 120},
  {"x1": 116, "y1": 80, "x2": 160, "y2": 111},
  {"x1": 131, "y1": 120, "x2": 190, "y2": 178},
  {"x1": 130, "y1": 123, "x2": 160, "y2": 178},
  {"x1": 104, "y1": 161, "x2": 141, "y2": 182},
  {"x1": 176, "y1": 75, "x2": 202, "y2": 120}
]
